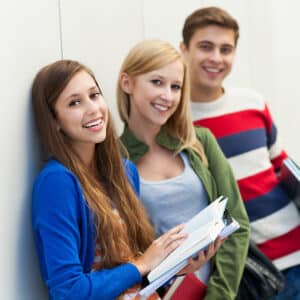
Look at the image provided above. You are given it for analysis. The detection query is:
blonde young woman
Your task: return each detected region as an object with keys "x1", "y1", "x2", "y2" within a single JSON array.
[
  {"x1": 117, "y1": 40, "x2": 250, "y2": 300},
  {"x1": 31, "y1": 59, "x2": 192, "y2": 300}
]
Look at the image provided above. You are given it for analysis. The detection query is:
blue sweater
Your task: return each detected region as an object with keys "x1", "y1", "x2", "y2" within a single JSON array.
[{"x1": 32, "y1": 159, "x2": 142, "y2": 300}]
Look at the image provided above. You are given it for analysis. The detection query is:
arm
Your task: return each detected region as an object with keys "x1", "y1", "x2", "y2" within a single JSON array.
[
  {"x1": 122, "y1": 158, "x2": 140, "y2": 196},
  {"x1": 263, "y1": 104, "x2": 287, "y2": 173},
  {"x1": 32, "y1": 170, "x2": 141, "y2": 300},
  {"x1": 197, "y1": 128, "x2": 250, "y2": 300}
]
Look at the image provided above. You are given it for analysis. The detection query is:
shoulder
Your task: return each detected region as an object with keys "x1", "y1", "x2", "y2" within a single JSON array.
[
  {"x1": 225, "y1": 87, "x2": 266, "y2": 111},
  {"x1": 32, "y1": 159, "x2": 84, "y2": 213},
  {"x1": 194, "y1": 126, "x2": 215, "y2": 143},
  {"x1": 33, "y1": 159, "x2": 80, "y2": 191},
  {"x1": 122, "y1": 158, "x2": 138, "y2": 176},
  {"x1": 194, "y1": 126, "x2": 228, "y2": 165},
  {"x1": 122, "y1": 158, "x2": 140, "y2": 196}
]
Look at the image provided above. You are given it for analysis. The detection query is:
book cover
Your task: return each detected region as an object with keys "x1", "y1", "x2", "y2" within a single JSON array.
[
  {"x1": 162, "y1": 273, "x2": 206, "y2": 300},
  {"x1": 281, "y1": 157, "x2": 300, "y2": 208}
]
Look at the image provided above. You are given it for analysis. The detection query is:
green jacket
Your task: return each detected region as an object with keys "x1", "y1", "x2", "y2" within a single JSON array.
[{"x1": 120, "y1": 126, "x2": 250, "y2": 300}]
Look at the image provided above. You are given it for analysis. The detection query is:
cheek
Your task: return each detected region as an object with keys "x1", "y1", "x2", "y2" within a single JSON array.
[
  {"x1": 57, "y1": 111, "x2": 80, "y2": 130},
  {"x1": 102, "y1": 102, "x2": 109, "y2": 117},
  {"x1": 173, "y1": 96, "x2": 181, "y2": 109},
  {"x1": 225, "y1": 55, "x2": 234, "y2": 67}
]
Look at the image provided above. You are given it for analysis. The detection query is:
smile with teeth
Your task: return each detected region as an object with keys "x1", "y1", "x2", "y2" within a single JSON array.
[
  {"x1": 152, "y1": 103, "x2": 169, "y2": 112},
  {"x1": 83, "y1": 118, "x2": 103, "y2": 128},
  {"x1": 204, "y1": 67, "x2": 221, "y2": 73}
]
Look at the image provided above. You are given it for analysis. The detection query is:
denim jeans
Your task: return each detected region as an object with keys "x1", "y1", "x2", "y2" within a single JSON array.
[{"x1": 271, "y1": 265, "x2": 300, "y2": 300}]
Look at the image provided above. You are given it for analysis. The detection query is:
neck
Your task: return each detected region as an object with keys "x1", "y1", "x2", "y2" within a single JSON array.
[
  {"x1": 72, "y1": 143, "x2": 95, "y2": 169},
  {"x1": 191, "y1": 83, "x2": 224, "y2": 103},
  {"x1": 127, "y1": 118, "x2": 160, "y2": 148}
]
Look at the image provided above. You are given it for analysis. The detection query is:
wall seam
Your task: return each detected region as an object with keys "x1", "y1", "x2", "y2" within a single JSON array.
[
  {"x1": 58, "y1": 0, "x2": 64, "y2": 59},
  {"x1": 141, "y1": 0, "x2": 145, "y2": 38}
]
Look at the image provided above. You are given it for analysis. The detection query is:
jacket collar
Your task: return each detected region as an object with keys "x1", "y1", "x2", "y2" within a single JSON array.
[{"x1": 120, "y1": 125, "x2": 180, "y2": 162}]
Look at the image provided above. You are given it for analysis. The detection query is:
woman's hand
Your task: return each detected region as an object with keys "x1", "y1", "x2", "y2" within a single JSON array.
[
  {"x1": 178, "y1": 236, "x2": 224, "y2": 274},
  {"x1": 133, "y1": 224, "x2": 187, "y2": 276}
]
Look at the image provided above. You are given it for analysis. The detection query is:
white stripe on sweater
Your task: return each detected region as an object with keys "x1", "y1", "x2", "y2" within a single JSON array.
[
  {"x1": 251, "y1": 202, "x2": 300, "y2": 243},
  {"x1": 228, "y1": 147, "x2": 272, "y2": 180},
  {"x1": 273, "y1": 250, "x2": 300, "y2": 270},
  {"x1": 269, "y1": 139, "x2": 284, "y2": 160},
  {"x1": 191, "y1": 87, "x2": 265, "y2": 120}
]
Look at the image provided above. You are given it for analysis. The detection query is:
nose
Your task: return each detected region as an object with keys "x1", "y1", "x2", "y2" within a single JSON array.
[
  {"x1": 160, "y1": 86, "x2": 172, "y2": 102},
  {"x1": 86, "y1": 98, "x2": 99, "y2": 114},
  {"x1": 209, "y1": 49, "x2": 222, "y2": 63}
]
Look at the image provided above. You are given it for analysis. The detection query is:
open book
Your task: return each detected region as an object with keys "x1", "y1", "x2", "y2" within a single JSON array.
[
  {"x1": 138, "y1": 196, "x2": 240, "y2": 298},
  {"x1": 281, "y1": 157, "x2": 300, "y2": 209}
]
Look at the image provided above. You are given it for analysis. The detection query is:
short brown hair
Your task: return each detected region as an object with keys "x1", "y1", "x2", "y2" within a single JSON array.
[{"x1": 182, "y1": 6, "x2": 239, "y2": 47}]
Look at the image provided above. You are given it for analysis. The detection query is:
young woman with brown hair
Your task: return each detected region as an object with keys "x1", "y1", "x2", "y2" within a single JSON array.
[{"x1": 31, "y1": 59, "x2": 189, "y2": 300}]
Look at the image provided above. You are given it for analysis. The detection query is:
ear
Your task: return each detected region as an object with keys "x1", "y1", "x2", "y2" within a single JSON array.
[
  {"x1": 120, "y1": 72, "x2": 133, "y2": 94},
  {"x1": 180, "y1": 42, "x2": 188, "y2": 63}
]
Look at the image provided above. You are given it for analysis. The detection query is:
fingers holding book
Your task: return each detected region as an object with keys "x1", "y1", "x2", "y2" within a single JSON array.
[
  {"x1": 178, "y1": 236, "x2": 224, "y2": 274},
  {"x1": 133, "y1": 224, "x2": 188, "y2": 276}
]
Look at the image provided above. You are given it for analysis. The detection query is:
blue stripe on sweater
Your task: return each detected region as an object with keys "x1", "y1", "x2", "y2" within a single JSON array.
[
  {"x1": 267, "y1": 124, "x2": 277, "y2": 148},
  {"x1": 217, "y1": 128, "x2": 267, "y2": 158},
  {"x1": 244, "y1": 186, "x2": 290, "y2": 222}
]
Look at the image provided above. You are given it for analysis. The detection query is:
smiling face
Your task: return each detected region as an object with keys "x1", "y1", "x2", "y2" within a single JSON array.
[
  {"x1": 123, "y1": 59, "x2": 184, "y2": 130},
  {"x1": 182, "y1": 25, "x2": 236, "y2": 100},
  {"x1": 54, "y1": 70, "x2": 108, "y2": 156}
]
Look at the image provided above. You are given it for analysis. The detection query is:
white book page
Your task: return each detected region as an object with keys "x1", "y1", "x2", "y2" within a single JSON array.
[
  {"x1": 138, "y1": 261, "x2": 187, "y2": 298},
  {"x1": 148, "y1": 197, "x2": 227, "y2": 282},
  {"x1": 181, "y1": 196, "x2": 227, "y2": 234}
]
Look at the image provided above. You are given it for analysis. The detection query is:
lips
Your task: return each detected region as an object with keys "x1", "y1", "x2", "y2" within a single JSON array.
[
  {"x1": 82, "y1": 118, "x2": 104, "y2": 128},
  {"x1": 152, "y1": 103, "x2": 169, "y2": 112},
  {"x1": 203, "y1": 66, "x2": 222, "y2": 74}
]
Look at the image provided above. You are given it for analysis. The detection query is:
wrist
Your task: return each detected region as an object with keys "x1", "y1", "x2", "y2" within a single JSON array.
[{"x1": 133, "y1": 260, "x2": 149, "y2": 277}]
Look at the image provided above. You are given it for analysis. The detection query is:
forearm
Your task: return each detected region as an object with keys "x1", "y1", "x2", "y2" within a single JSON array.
[{"x1": 48, "y1": 263, "x2": 142, "y2": 300}]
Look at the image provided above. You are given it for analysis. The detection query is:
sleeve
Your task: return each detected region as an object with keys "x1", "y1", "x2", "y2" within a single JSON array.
[
  {"x1": 197, "y1": 128, "x2": 251, "y2": 300},
  {"x1": 263, "y1": 104, "x2": 288, "y2": 172},
  {"x1": 32, "y1": 171, "x2": 142, "y2": 300}
]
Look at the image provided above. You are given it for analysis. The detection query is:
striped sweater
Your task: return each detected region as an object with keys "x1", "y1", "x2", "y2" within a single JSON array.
[{"x1": 191, "y1": 87, "x2": 300, "y2": 270}]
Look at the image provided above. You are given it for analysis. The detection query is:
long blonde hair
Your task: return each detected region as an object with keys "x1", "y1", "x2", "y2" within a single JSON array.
[
  {"x1": 32, "y1": 60, "x2": 154, "y2": 268},
  {"x1": 117, "y1": 40, "x2": 208, "y2": 165}
]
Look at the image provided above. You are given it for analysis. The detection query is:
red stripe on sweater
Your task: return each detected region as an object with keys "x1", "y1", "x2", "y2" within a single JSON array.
[
  {"x1": 238, "y1": 167, "x2": 279, "y2": 201},
  {"x1": 193, "y1": 109, "x2": 268, "y2": 138},
  {"x1": 271, "y1": 150, "x2": 288, "y2": 171},
  {"x1": 257, "y1": 226, "x2": 300, "y2": 260}
]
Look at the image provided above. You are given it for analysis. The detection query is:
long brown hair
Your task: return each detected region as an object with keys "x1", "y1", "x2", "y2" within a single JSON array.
[
  {"x1": 117, "y1": 40, "x2": 208, "y2": 165},
  {"x1": 32, "y1": 60, "x2": 154, "y2": 268}
]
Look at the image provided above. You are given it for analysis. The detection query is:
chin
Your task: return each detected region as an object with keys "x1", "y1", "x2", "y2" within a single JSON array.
[{"x1": 95, "y1": 133, "x2": 107, "y2": 144}]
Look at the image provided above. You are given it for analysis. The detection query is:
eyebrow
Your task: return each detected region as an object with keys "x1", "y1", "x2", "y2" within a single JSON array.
[
  {"x1": 66, "y1": 86, "x2": 100, "y2": 99},
  {"x1": 150, "y1": 74, "x2": 183, "y2": 85},
  {"x1": 197, "y1": 40, "x2": 234, "y2": 47}
]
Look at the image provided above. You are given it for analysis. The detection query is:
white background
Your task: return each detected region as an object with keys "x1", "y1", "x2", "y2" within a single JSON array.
[{"x1": 0, "y1": 1, "x2": 299, "y2": 299}]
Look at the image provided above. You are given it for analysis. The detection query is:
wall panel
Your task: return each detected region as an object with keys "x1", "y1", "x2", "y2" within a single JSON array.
[
  {"x1": 0, "y1": 1, "x2": 61, "y2": 299},
  {"x1": 60, "y1": 0, "x2": 144, "y2": 132}
]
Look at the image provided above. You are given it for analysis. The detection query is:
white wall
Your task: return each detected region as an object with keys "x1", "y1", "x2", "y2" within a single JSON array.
[{"x1": 0, "y1": 1, "x2": 299, "y2": 299}]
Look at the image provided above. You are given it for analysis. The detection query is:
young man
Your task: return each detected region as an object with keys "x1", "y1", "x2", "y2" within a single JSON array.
[{"x1": 180, "y1": 6, "x2": 300, "y2": 299}]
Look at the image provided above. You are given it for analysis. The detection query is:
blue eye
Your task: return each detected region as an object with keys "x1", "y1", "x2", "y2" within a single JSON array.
[{"x1": 151, "y1": 79, "x2": 162, "y2": 85}]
